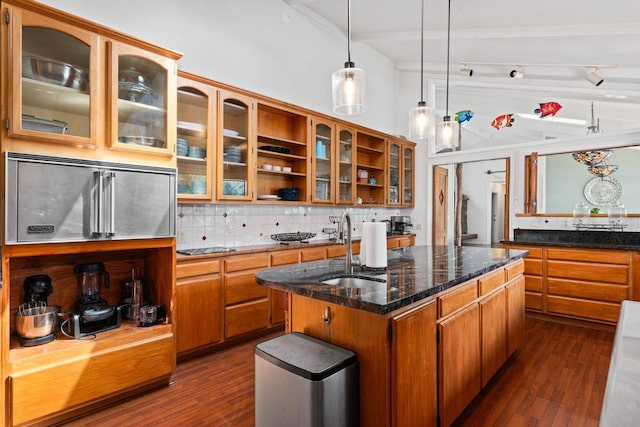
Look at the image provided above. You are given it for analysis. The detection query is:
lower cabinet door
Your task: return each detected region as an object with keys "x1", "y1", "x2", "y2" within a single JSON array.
[
  {"x1": 176, "y1": 274, "x2": 223, "y2": 354},
  {"x1": 506, "y1": 276, "x2": 526, "y2": 356},
  {"x1": 480, "y1": 287, "x2": 507, "y2": 387},
  {"x1": 10, "y1": 334, "x2": 173, "y2": 426},
  {"x1": 438, "y1": 304, "x2": 481, "y2": 427},
  {"x1": 225, "y1": 299, "x2": 269, "y2": 338}
]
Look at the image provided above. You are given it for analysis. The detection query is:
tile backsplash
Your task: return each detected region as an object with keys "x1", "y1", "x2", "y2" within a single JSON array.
[{"x1": 177, "y1": 204, "x2": 412, "y2": 250}]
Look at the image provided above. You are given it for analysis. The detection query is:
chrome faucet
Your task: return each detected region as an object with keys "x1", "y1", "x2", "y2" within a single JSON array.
[{"x1": 337, "y1": 210, "x2": 353, "y2": 274}]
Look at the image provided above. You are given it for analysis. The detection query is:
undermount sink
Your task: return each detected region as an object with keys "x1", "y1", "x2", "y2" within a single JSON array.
[
  {"x1": 178, "y1": 247, "x2": 236, "y2": 255},
  {"x1": 321, "y1": 275, "x2": 387, "y2": 287}
]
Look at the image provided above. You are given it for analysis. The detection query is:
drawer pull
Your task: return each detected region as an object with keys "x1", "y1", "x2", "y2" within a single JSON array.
[{"x1": 322, "y1": 306, "x2": 331, "y2": 324}]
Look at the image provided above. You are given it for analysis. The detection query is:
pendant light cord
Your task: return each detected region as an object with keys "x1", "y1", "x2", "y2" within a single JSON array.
[
  {"x1": 445, "y1": 0, "x2": 451, "y2": 117},
  {"x1": 347, "y1": 0, "x2": 352, "y2": 65},
  {"x1": 420, "y1": 0, "x2": 425, "y2": 103}
]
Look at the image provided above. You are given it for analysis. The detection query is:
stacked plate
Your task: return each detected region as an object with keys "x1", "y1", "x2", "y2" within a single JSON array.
[
  {"x1": 224, "y1": 146, "x2": 242, "y2": 163},
  {"x1": 188, "y1": 146, "x2": 206, "y2": 159},
  {"x1": 177, "y1": 138, "x2": 189, "y2": 157}
]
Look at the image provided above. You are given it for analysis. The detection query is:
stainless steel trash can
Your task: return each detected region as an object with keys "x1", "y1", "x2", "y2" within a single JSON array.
[{"x1": 255, "y1": 332, "x2": 359, "y2": 427}]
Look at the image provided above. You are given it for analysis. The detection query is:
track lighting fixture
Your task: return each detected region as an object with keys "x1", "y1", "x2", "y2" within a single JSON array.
[
  {"x1": 585, "y1": 68, "x2": 604, "y2": 87},
  {"x1": 459, "y1": 68, "x2": 473, "y2": 77},
  {"x1": 509, "y1": 66, "x2": 524, "y2": 79}
]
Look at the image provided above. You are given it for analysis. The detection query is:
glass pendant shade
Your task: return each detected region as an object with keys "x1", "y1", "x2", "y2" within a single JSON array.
[
  {"x1": 408, "y1": 102, "x2": 435, "y2": 139},
  {"x1": 332, "y1": 63, "x2": 367, "y2": 115},
  {"x1": 435, "y1": 117, "x2": 460, "y2": 153}
]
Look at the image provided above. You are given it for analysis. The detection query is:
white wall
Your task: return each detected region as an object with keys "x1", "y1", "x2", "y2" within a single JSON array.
[{"x1": 38, "y1": 0, "x2": 399, "y2": 134}]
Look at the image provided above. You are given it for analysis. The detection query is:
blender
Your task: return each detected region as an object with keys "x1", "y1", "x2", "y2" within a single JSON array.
[{"x1": 62, "y1": 262, "x2": 122, "y2": 338}]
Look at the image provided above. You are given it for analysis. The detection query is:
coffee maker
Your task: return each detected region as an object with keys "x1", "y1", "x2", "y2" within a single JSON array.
[
  {"x1": 390, "y1": 216, "x2": 413, "y2": 235},
  {"x1": 64, "y1": 262, "x2": 122, "y2": 338}
]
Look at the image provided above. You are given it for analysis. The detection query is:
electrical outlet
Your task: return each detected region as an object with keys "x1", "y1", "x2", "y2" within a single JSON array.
[
  {"x1": 414, "y1": 223, "x2": 423, "y2": 231},
  {"x1": 178, "y1": 230, "x2": 186, "y2": 243}
]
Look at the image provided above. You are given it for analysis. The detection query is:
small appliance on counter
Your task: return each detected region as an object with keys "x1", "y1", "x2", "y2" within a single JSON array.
[
  {"x1": 61, "y1": 262, "x2": 122, "y2": 339},
  {"x1": 390, "y1": 216, "x2": 413, "y2": 235},
  {"x1": 15, "y1": 275, "x2": 60, "y2": 347}
]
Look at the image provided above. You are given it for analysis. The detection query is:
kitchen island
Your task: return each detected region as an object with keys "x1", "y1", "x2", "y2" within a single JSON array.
[{"x1": 256, "y1": 245, "x2": 528, "y2": 426}]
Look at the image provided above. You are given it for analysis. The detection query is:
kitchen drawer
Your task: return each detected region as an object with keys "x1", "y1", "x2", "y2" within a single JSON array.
[
  {"x1": 387, "y1": 238, "x2": 400, "y2": 249},
  {"x1": 547, "y1": 278, "x2": 628, "y2": 303},
  {"x1": 398, "y1": 236, "x2": 414, "y2": 247},
  {"x1": 505, "y1": 245, "x2": 542, "y2": 258},
  {"x1": 438, "y1": 279, "x2": 478, "y2": 319},
  {"x1": 224, "y1": 271, "x2": 268, "y2": 305},
  {"x1": 524, "y1": 275, "x2": 542, "y2": 293},
  {"x1": 10, "y1": 334, "x2": 173, "y2": 426},
  {"x1": 524, "y1": 258, "x2": 542, "y2": 276},
  {"x1": 270, "y1": 250, "x2": 299, "y2": 266},
  {"x1": 326, "y1": 244, "x2": 347, "y2": 258},
  {"x1": 478, "y1": 268, "x2": 506, "y2": 296},
  {"x1": 300, "y1": 247, "x2": 326, "y2": 262},
  {"x1": 225, "y1": 299, "x2": 269, "y2": 338},
  {"x1": 547, "y1": 295, "x2": 621, "y2": 323},
  {"x1": 506, "y1": 259, "x2": 525, "y2": 280},
  {"x1": 177, "y1": 259, "x2": 220, "y2": 279},
  {"x1": 525, "y1": 292, "x2": 543, "y2": 311},
  {"x1": 224, "y1": 254, "x2": 269, "y2": 273},
  {"x1": 547, "y1": 260, "x2": 628, "y2": 284},
  {"x1": 547, "y1": 248, "x2": 628, "y2": 265}
]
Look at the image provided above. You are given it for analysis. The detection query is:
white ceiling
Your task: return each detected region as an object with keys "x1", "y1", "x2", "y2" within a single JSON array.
[{"x1": 284, "y1": 0, "x2": 640, "y2": 147}]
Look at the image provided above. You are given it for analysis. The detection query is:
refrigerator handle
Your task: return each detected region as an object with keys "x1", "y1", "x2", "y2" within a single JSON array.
[
  {"x1": 92, "y1": 170, "x2": 104, "y2": 236},
  {"x1": 106, "y1": 171, "x2": 116, "y2": 237}
]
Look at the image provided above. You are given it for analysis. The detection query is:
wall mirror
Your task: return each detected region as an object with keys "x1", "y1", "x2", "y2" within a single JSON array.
[
  {"x1": 524, "y1": 146, "x2": 640, "y2": 214},
  {"x1": 433, "y1": 158, "x2": 510, "y2": 246}
]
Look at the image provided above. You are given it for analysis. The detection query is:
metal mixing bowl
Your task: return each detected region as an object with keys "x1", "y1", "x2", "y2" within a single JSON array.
[
  {"x1": 15, "y1": 305, "x2": 60, "y2": 339},
  {"x1": 22, "y1": 55, "x2": 88, "y2": 91}
]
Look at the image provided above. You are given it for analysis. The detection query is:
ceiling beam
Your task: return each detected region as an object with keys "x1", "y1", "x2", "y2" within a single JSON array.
[{"x1": 353, "y1": 23, "x2": 640, "y2": 42}]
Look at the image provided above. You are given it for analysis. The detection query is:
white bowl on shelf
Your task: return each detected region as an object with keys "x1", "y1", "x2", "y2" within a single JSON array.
[
  {"x1": 273, "y1": 165, "x2": 282, "y2": 172},
  {"x1": 262, "y1": 164, "x2": 273, "y2": 170},
  {"x1": 282, "y1": 166, "x2": 292, "y2": 173}
]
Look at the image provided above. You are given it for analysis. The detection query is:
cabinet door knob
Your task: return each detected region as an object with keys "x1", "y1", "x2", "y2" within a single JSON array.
[{"x1": 322, "y1": 306, "x2": 331, "y2": 324}]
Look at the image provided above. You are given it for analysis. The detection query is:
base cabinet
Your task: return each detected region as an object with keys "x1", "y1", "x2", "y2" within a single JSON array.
[{"x1": 504, "y1": 244, "x2": 633, "y2": 324}]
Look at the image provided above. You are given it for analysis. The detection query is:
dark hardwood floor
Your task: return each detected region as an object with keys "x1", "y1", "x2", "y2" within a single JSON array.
[{"x1": 62, "y1": 316, "x2": 614, "y2": 426}]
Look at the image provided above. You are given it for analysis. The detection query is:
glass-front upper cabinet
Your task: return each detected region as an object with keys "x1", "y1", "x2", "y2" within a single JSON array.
[
  {"x1": 109, "y1": 42, "x2": 176, "y2": 157},
  {"x1": 312, "y1": 119, "x2": 335, "y2": 203},
  {"x1": 388, "y1": 140, "x2": 401, "y2": 206},
  {"x1": 8, "y1": 7, "x2": 100, "y2": 146},
  {"x1": 217, "y1": 90, "x2": 254, "y2": 201},
  {"x1": 336, "y1": 126, "x2": 356, "y2": 205},
  {"x1": 403, "y1": 144, "x2": 415, "y2": 206},
  {"x1": 177, "y1": 75, "x2": 216, "y2": 201}
]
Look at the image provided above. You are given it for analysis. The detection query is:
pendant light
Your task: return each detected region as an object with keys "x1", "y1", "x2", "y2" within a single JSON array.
[
  {"x1": 332, "y1": 0, "x2": 367, "y2": 115},
  {"x1": 408, "y1": 0, "x2": 435, "y2": 139},
  {"x1": 435, "y1": 0, "x2": 460, "y2": 153}
]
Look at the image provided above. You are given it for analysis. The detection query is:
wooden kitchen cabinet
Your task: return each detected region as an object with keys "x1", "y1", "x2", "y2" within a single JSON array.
[
  {"x1": 255, "y1": 102, "x2": 310, "y2": 202},
  {"x1": 504, "y1": 244, "x2": 632, "y2": 324},
  {"x1": 355, "y1": 130, "x2": 386, "y2": 205},
  {"x1": 506, "y1": 276, "x2": 526, "y2": 356},
  {"x1": 176, "y1": 73, "x2": 216, "y2": 201},
  {"x1": 2, "y1": 239, "x2": 176, "y2": 426},
  {"x1": 387, "y1": 138, "x2": 416, "y2": 206},
  {"x1": 223, "y1": 254, "x2": 270, "y2": 339},
  {"x1": 337, "y1": 125, "x2": 356, "y2": 204},
  {"x1": 438, "y1": 303, "x2": 482, "y2": 427},
  {"x1": 479, "y1": 287, "x2": 507, "y2": 387},
  {"x1": 289, "y1": 293, "x2": 437, "y2": 427},
  {"x1": 311, "y1": 117, "x2": 335, "y2": 203},
  {"x1": 217, "y1": 89, "x2": 255, "y2": 201},
  {"x1": 175, "y1": 259, "x2": 222, "y2": 355},
  {"x1": 1, "y1": 0, "x2": 180, "y2": 167}
]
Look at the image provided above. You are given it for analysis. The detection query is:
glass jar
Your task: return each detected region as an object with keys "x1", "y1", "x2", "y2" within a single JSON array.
[
  {"x1": 573, "y1": 202, "x2": 589, "y2": 226},
  {"x1": 608, "y1": 203, "x2": 627, "y2": 226}
]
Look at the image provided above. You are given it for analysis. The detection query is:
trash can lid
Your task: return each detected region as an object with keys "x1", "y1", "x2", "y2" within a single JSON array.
[{"x1": 255, "y1": 332, "x2": 358, "y2": 381}]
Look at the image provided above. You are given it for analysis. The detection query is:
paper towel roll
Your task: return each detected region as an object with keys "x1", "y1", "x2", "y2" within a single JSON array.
[{"x1": 362, "y1": 222, "x2": 387, "y2": 268}]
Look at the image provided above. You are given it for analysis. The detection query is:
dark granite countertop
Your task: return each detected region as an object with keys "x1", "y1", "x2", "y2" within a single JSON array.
[
  {"x1": 255, "y1": 245, "x2": 528, "y2": 315},
  {"x1": 506, "y1": 229, "x2": 640, "y2": 251}
]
